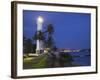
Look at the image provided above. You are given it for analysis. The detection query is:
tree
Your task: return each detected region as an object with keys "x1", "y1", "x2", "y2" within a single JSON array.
[
  {"x1": 23, "y1": 36, "x2": 27, "y2": 53},
  {"x1": 32, "y1": 44, "x2": 36, "y2": 53},
  {"x1": 33, "y1": 31, "x2": 45, "y2": 40},
  {"x1": 24, "y1": 39, "x2": 33, "y2": 55},
  {"x1": 33, "y1": 31, "x2": 46, "y2": 53},
  {"x1": 32, "y1": 23, "x2": 55, "y2": 51},
  {"x1": 46, "y1": 24, "x2": 54, "y2": 35},
  {"x1": 59, "y1": 52, "x2": 73, "y2": 67},
  {"x1": 33, "y1": 31, "x2": 37, "y2": 41},
  {"x1": 46, "y1": 24, "x2": 55, "y2": 49},
  {"x1": 46, "y1": 36, "x2": 54, "y2": 48}
]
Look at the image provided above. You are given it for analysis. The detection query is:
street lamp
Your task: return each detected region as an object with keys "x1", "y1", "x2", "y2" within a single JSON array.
[{"x1": 36, "y1": 16, "x2": 44, "y2": 54}]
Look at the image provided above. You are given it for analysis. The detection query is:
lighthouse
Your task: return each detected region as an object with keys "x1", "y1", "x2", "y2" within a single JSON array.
[{"x1": 36, "y1": 16, "x2": 44, "y2": 54}]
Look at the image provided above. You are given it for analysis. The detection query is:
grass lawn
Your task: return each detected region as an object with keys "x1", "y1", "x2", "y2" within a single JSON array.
[
  {"x1": 23, "y1": 54, "x2": 48, "y2": 69},
  {"x1": 23, "y1": 53, "x2": 82, "y2": 69}
]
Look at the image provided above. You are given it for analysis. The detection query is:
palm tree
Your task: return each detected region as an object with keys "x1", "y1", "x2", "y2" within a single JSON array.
[
  {"x1": 46, "y1": 24, "x2": 54, "y2": 35},
  {"x1": 46, "y1": 24, "x2": 55, "y2": 49},
  {"x1": 33, "y1": 31, "x2": 45, "y2": 41},
  {"x1": 33, "y1": 30, "x2": 46, "y2": 52},
  {"x1": 33, "y1": 23, "x2": 55, "y2": 50},
  {"x1": 46, "y1": 36, "x2": 54, "y2": 48}
]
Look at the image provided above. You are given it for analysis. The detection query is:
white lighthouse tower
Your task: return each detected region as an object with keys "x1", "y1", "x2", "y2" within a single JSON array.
[{"x1": 36, "y1": 16, "x2": 44, "y2": 54}]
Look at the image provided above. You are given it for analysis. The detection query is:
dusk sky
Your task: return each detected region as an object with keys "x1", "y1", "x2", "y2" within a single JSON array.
[{"x1": 23, "y1": 10, "x2": 91, "y2": 49}]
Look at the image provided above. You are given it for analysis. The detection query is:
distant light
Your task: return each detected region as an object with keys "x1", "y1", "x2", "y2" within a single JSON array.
[{"x1": 37, "y1": 16, "x2": 43, "y2": 23}]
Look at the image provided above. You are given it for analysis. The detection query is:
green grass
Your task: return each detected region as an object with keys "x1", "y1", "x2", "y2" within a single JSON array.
[
  {"x1": 32, "y1": 55, "x2": 47, "y2": 68},
  {"x1": 23, "y1": 53, "x2": 81, "y2": 69},
  {"x1": 23, "y1": 54, "x2": 47, "y2": 69}
]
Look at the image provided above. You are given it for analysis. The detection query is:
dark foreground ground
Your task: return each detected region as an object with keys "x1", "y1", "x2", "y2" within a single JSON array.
[{"x1": 23, "y1": 51, "x2": 90, "y2": 69}]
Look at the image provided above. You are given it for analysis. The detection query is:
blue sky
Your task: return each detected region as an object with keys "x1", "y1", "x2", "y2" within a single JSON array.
[{"x1": 23, "y1": 10, "x2": 91, "y2": 49}]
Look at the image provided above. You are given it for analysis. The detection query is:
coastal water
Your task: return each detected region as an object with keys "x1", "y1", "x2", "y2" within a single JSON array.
[{"x1": 70, "y1": 51, "x2": 91, "y2": 66}]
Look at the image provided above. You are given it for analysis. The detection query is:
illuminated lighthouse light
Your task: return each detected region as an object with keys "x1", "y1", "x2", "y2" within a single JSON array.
[{"x1": 37, "y1": 16, "x2": 43, "y2": 23}]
